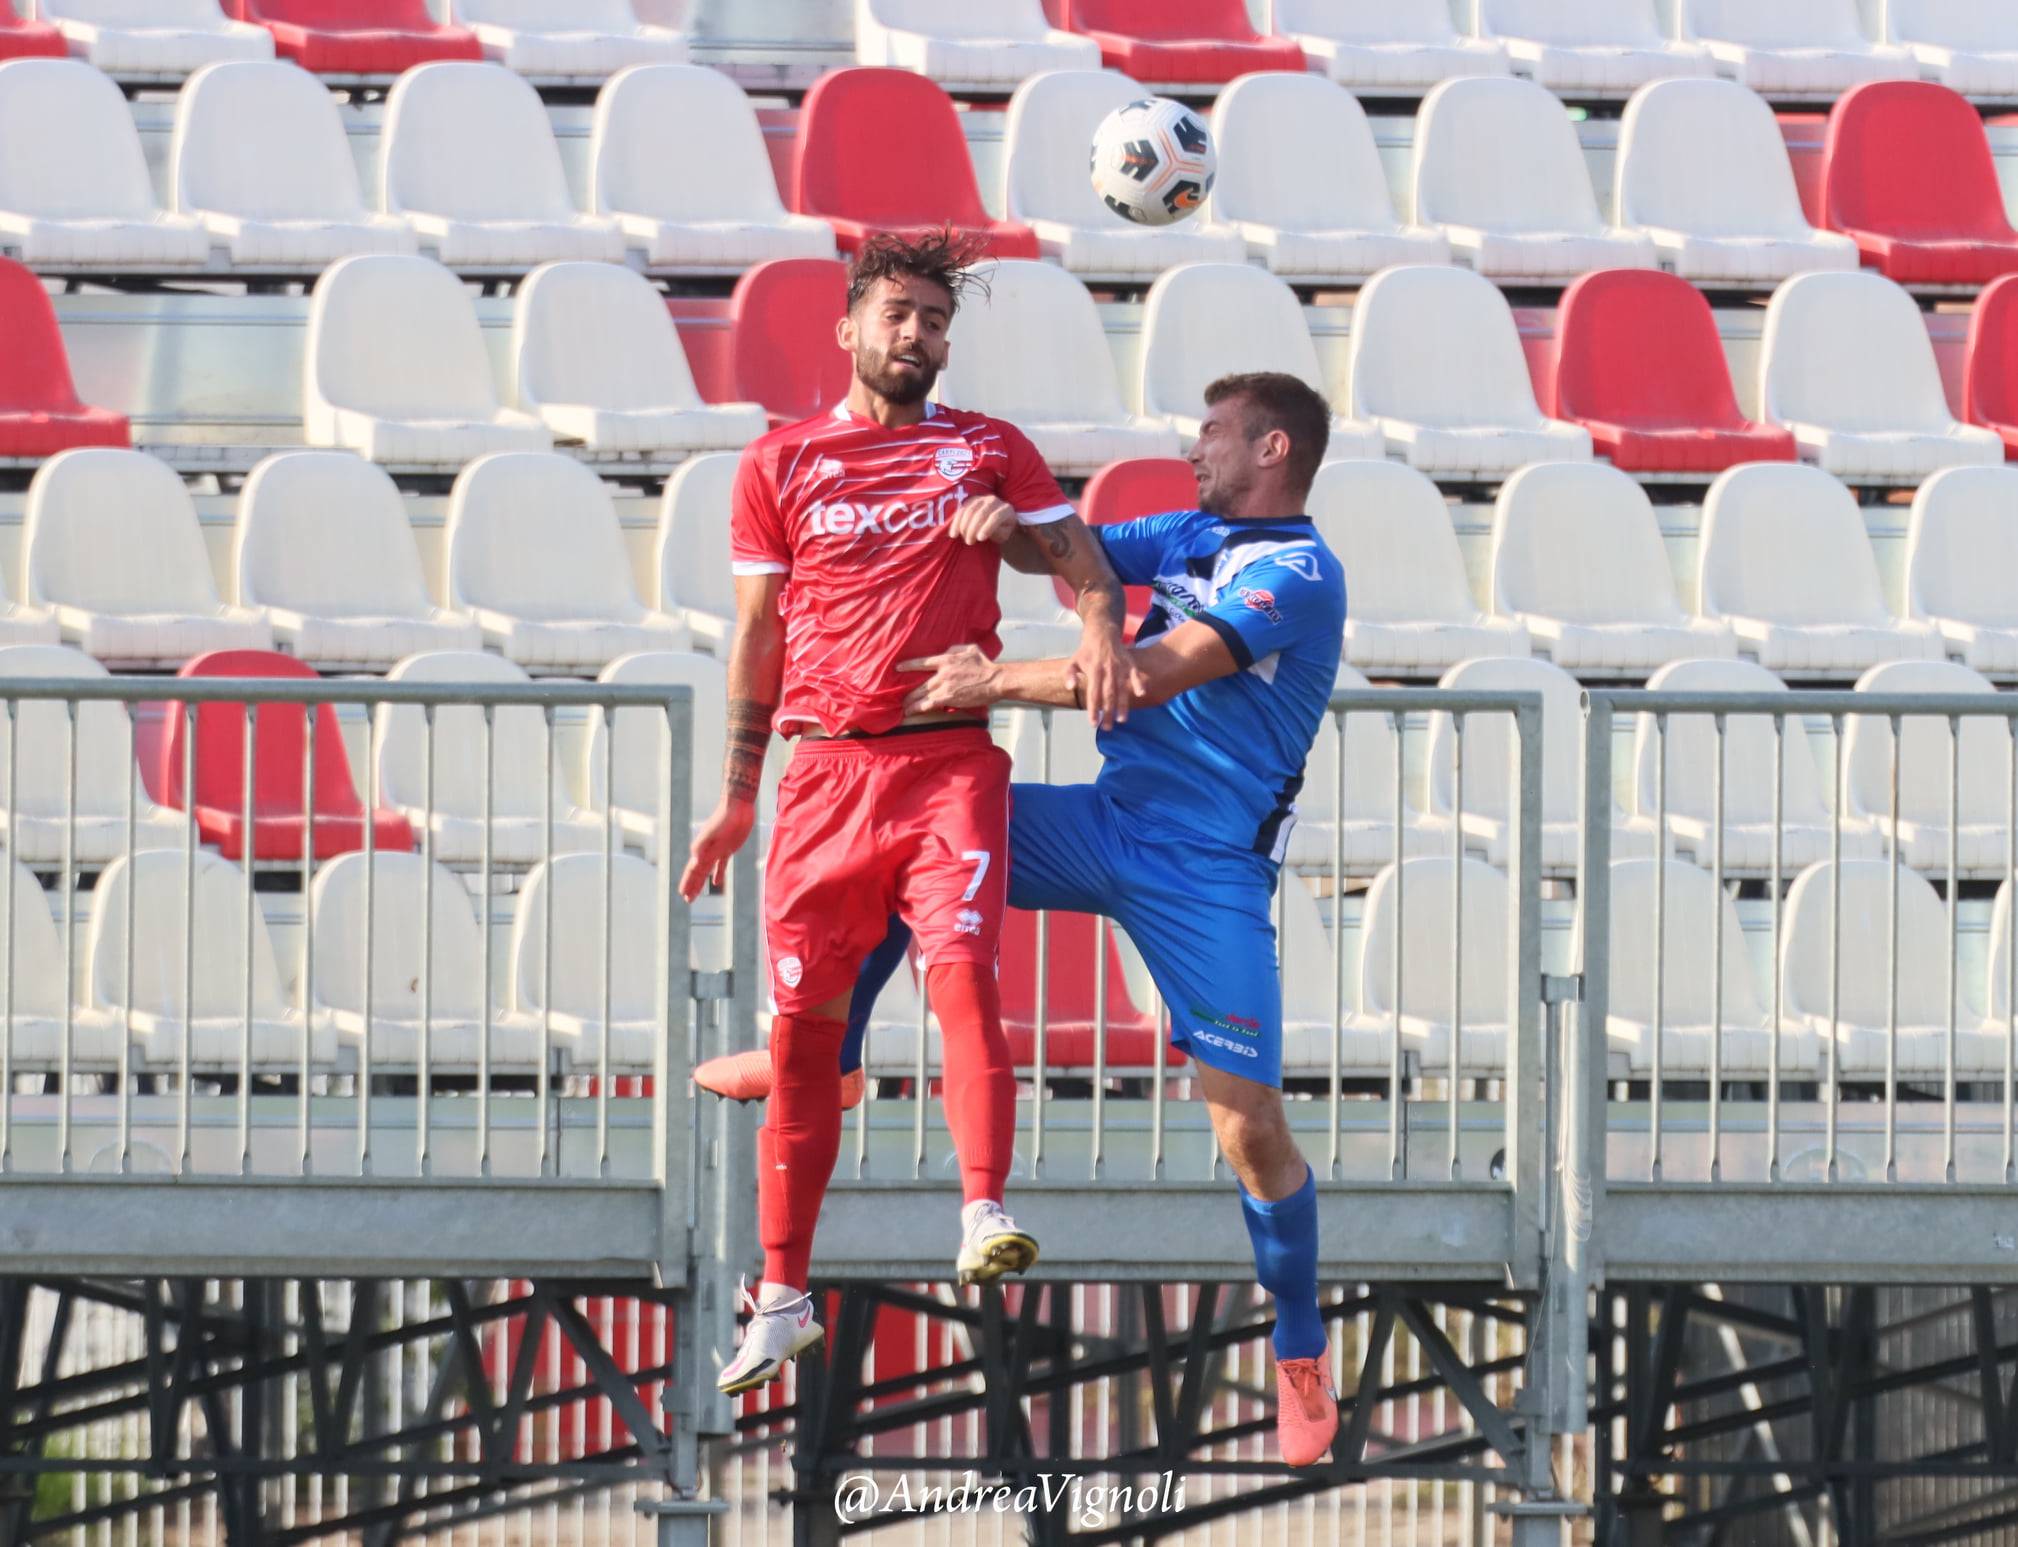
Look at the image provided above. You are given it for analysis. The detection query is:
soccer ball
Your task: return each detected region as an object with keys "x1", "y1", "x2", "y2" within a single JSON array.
[{"x1": 1089, "y1": 96, "x2": 1216, "y2": 228}]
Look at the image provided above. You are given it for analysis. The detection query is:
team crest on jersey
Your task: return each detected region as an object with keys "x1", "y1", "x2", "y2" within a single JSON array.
[
  {"x1": 777, "y1": 956, "x2": 803, "y2": 989},
  {"x1": 934, "y1": 445, "x2": 976, "y2": 482}
]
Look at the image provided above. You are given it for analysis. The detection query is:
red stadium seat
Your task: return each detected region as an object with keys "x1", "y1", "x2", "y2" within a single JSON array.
[
  {"x1": 1549, "y1": 269, "x2": 1794, "y2": 474},
  {"x1": 1057, "y1": 0, "x2": 1304, "y2": 85},
  {"x1": 0, "y1": 258, "x2": 129, "y2": 458},
  {"x1": 1076, "y1": 457, "x2": 1197, "y2": 634},
  {"x1": 0, "y1": 10, "x2": 66, "y2": 60},
  {"x1": 229, "y1": 0, "x2": 482, "y2": 74},
  {"x1": 728, "y1": 258, "x2": 851, "y2": 428},
  {"x1": 998, "y1": 908, "x2": 1181, "y2": 1070},
  {"x1": 1962, "y1": 274, "x2": 2018, "y2": 458},
  {"x1": 792, "y1": 69, "x2": 1039, "y2": 259},
  {"x1": 158, "y1": 650, "x2": 415, "y2": 862},
  {"x1": 1820, "y1": 80, "x2": 2018, "y2": 286}
]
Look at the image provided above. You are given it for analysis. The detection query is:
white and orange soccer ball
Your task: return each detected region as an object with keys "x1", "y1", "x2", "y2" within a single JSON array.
[{"x1": 1089, "y1": 96, "x2": 1216, "y2": 228}]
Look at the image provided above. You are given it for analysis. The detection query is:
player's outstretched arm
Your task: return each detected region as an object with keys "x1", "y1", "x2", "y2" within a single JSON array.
[
  {"x1": 680, "y1": 573, "x2": 784, "y2": 903},
  {"x1": 902, "y1": 621, "x2": 1239, "y2": 717}
]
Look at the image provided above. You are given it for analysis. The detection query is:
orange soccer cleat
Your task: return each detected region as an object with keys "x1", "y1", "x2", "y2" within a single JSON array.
[
  {"x1": 1275, "y1": 1355, "x2": 1339, "y2": 1468},
  {"x1": 693, "y1": 1048, "x2": 866, "y2": 1110}
]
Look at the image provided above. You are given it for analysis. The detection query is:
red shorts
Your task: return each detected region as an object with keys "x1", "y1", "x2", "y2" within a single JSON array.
[{"x1": 763, "y1": 726, "x2": 1011, "y2": 1015}]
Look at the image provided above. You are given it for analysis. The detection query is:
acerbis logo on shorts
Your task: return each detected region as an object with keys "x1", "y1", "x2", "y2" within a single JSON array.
[
  {"x1": 1192, "y1": 1029, "x2": 1259, "y2": 1060},
  {"x1": 778, "y1": 956, "x2": 803, "y2": 989}
]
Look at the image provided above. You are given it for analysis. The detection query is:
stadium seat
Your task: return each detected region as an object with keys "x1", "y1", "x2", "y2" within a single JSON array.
[
  {"x1": 1354, "y1": 856, "x2": 1512, "y2": 1075},
  {"x1": 1281, "y1": 663, "x2": 1438, "y2": 875},
  {"x1": 234, "y1": 452, "x2": 481, "y2": 671},
  {"x1": 512, "y1": 852, "x2": 666, "y2": 1072},
  {"x1": 1308, "y1": 459, "x2": 1528, "y2": 675},
  {"x1": 1412, "y1": 76, "x2": 1656, "y2": 281},
  {"x1": 1987, "y1": 884, "x2": 2018, "y2": 1033},
  {"x1": 1696, "y1": 462, "x2": 1943, "y2": 675},
  {"x1": 585, "y1": 651, "x2": 728, "y2": 859},
  {"x1": 1000, "y1": 70, "x2": 1245, "y2": 278},
  {"x1": 1137, "y1": 263, "x2": 1381, "y2": 454},
  {"x1": 1758, "y1": 270, "x2": 2003, "y2": 478},
  {"x1": 304, "y1": 254, "x2": 552, "y2": 466},
  {"x1": 1904, "y1": 465, "x2": 2018, "y2": 675},
  {"x1": 0, "y1": 644, "x2": 183, "y2": 865},
  {"x1": 1882, "y1": 0, "x2": 2018, "y2": 97},
  {"x1": 22, "y1": 449, "x2": 272, "y2": 668},
  {"x1": 1549, "y1": 270, "x2": 1794, "y2": 474},
  {"x1": 727, "y1": 258, "x2": 849, "y2": 428},
  {"x1": 511, "y1": 261, "x2": 766, "y2": 458},
  {"x1": 854, "y1": 0, "x2": 1096, "y2": 89},
  {"x1": 170, "y1": 60, "x2": 416, "y2": 267},
  {"x1": 1680, "y1": 0, "x2": 1915, "y2": 97},
  {"x1": 380, "y1": 62, "x2": 624, "y2": 267},
  {"x1": 0, "y1": 256, "x2": 128, "y2": 456},
  {"x1": 0, "y1": 58, "x2": 210, "y2": 268},
  {"x1": 0, "y1": 564, "x2": 57, "y2": 650},
  {"x1": 87, "y1": 849, "x2": 322, "y2": 1073},
  {"x1": 37, "y1": 0, "x2": 272, "y2": 78},
  {"x1": 1477, "y1": 0, "x2": 1711, "y2": 94},
  {"x1": 656, "y1": 452, "x2": 737, "y2": 652},
  {"x1": 792, "y1": 68, "x2": 1038, "y2": 259},
  {"x1": 1842, "y1": 659, "x2": 2012, "y2": 877},
  {"x1": 1489, "y1": 462, "x2": 1736, "y2": 675},
  {"x1": 1427, "y1": 655, "x2": 1648, "y2": 873},
  {"x1": 1612, "y1": 78, "x2": 1859, "y2": 285},
  {"x1": 1209, "y1": 73, "x2": 1450, "y2": 283},
  {"x1": 1057, "y1": 0, "x2": 1305, "y2": 85},
  {"x1": 158, "y1": 649, "x2": 414, "y2": 862},
  {"x1": 1820, "y1": 81, "x2": 2018, "y2": 285},
  {"x1": 228, "y1": 0, "x2": 480, "y2": 74},
  {"x1": 446, "y1": 451, "x2": 691, "y2": 673},
  {"x1": 1964, "y1": 275, "x2": 2018, "y2": 458},
  {"x1": 0, "y1": 11, "x2": 63, "y2": 61},
  {"x1": 375, "y1": 651, "x2": 600, "y2": 866},
  {"x1": 1273, "y1": 0, "x2": 1508, "y2": 90},
  {"x1": 452, "y1": 0, "x2": 687, "y2": 81},
  {"x1": 588, "y1": 65, "x2": 834, "y2": 272},
  {"x1": 0, "y1": 857, "x2": 107, "y2": 1071},
  {"x1": 1345, "y1": 265, "x2": 1592, "y2": 477},
  {"x1": 1781, "y1": 859, "x2": 2003, "y2": 1077},
  {"x1": 934, "y1": 260, "x2": 1178, "y2": 475},
  {"x1": 1076, "y1": 456, "x2": 1193, "y2": 633}
]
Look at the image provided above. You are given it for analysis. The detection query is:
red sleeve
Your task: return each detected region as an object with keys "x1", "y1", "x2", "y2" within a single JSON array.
[
  {"x1": 995, "y1": 420, "x2": 1073, "y2": 526},
  {"x1": 729, "y1": 441, "x2": 790, "y2": 575}
]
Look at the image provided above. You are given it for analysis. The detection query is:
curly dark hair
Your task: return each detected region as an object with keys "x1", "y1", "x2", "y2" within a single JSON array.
[{"x1": 846, "y1": 229, "x2": 992, "y2": 316}]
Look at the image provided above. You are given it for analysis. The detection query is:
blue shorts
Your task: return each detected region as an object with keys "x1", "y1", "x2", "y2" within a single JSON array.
[{"x1": 1008, "y1": 782, "x2": 1284, "y2": 1087}]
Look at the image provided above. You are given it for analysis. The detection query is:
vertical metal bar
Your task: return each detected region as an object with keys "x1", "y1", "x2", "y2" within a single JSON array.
[
  {"x1": 479, "y1": 705, "x2": 494, "y2": 1175},
  {"x1": 359, "y1": 703, "x2": 378, "y2": 1177},
  {"x1": 1150, "y1": 987, "x2": 1166, "y2": 1180},
  {"x1": 1887, "y1": 714, "x2": 1902, "y2": 1184},
  {"x1": 1507, "y1": 698, "x2": 1545, "y2": 1293},
  {"x1": 420, "y1": 703, "x2": 437, "y2": 1178},
  {"x1": 58, "y1": 699, "x2": 76, "y2": 1173},
  {"x1": 1328, "y1": 708, "x2": 1345, "y2": 1178},
  {"x1": 1390, "y1": 709, "x2": 1406, "y2": 1182},
  {"x1": 540, "y1": 704, "x2": 556, "y2": 1177},
  {"x1": 1575, "y1": 694, "x2": 1614, "y2": 1329},
  {"x1": 1651, "y1": 712, "x2": 1667, "y2": 1183},
  {"x1": 1946, "y1": 713, "x2": 1961, "y2": 1184},
  {"x1": 913, "y1": 967, "x2": 929, "y2": 1181},
  {"x1": 1710, "y1": 714, "x2": 1726, "y2": 1182},
  {"x1": 119, "y1": 705, "x2": 136, "y2": 1173},
  {"x1": 1090, "y1": 914, "x2": 1107, "y2": 1180},
  {"x1": 238, "y1": 703, "x2": 255, "y2": 1175},
  {"x1": 0, "y1": 699, "x2": 14, "y2": 1172},
  {"x1": 2008, "y1": 718, "x2": 2017, "y2": 1185},
  {"x1": 1828, "y1": 715, "x2": 1844, "y2": 1183},
  {"x1": 1769, "y1": 714, "x2": 1786, "y2": 1183},
  {"x1": 1032, "y1": 711, "x2": 1051, "y2": 1180},
  {"x1": 1449, "y1": 712, "x2": 1463, "y2": 1181},
  {"x1": 179, "y1": 706, "x2": 196, "y2": 1174},
  {"x1": 597, "y1": 699, "x2": 614, "y2": 1179},
  {"x1": 656, "y1": 690, "x2": 694, "y2": 1280},
  {"x1": 299, "y1": 695, "x2": 316, "y2": 1176}
]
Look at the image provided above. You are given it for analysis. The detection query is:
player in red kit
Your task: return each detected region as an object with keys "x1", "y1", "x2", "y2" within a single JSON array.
[{"x1": 680, "y1": 232, "x2": 1129, "y2": 1396}]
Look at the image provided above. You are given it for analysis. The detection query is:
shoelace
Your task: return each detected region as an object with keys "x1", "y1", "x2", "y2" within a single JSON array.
[
  {"x1": 966, "y1": 1203, "x2": 1014, "y2": 1239},
  {"x1": 735, "y1": 1275, "x2": 811, "y2": 1322},
  {"x1": 1280, "y1": 1361, "x2": 1331, "y2": 1418}
]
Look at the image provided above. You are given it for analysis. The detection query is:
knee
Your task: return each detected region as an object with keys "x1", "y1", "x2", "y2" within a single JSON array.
[{"x1": 1219, "y1": 1104, "x2": 1302, "y2": 1196}]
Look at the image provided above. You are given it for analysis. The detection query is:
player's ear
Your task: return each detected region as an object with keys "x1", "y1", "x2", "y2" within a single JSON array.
[
  {"x1": 836, "y1": 312, "x2": 856, "y2": 354},
  {"x1": 1259, "y1": 428, "x2": 1291, "y2": 468}
]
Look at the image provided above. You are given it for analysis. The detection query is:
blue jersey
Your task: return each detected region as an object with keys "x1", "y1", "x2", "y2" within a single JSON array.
[{"x1": 1090, "y1": 510, "x2": 1347, "y2": 861}]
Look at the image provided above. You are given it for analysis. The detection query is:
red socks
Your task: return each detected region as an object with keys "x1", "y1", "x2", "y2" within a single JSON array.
[
  {"x1": 928, "y1": 962, "x2": 1016, "y2": 1205},
  {"x1": 758, "y1": 1012, "x2": 847, "y2": 1291}
]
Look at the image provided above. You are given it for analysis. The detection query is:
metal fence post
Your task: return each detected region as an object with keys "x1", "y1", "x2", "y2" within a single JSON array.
[{"x1": 1506, "y1": 695, "x2": 1546, "y2": 1293}]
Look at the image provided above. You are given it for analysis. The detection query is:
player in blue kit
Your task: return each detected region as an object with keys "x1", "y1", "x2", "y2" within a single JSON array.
[{"x1": 699, "y1": 370, "x2": 1348, "y2": 1466}]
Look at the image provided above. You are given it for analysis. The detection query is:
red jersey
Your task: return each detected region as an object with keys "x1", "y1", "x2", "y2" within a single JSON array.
[{"x1": 730, "y1": 402, "x2": 1073, "y2": 736}]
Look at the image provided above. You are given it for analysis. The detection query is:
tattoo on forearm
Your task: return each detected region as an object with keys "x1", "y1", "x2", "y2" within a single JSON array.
[{"x1": 724, "y1": 697, "x2": 773, "y2": 802}]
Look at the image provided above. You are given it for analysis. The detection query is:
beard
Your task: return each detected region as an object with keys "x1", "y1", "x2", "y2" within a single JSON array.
[
  {"x1": 1195, "y1": 465, "x2": 1244, "y2": 517},
  {"x1": 855, "y1": 344, "x2": 940, "y2": 405}
]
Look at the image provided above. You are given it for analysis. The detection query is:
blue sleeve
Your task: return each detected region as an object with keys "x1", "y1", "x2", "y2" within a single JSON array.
[
  {"x1": 1196, "y1": 544, "x2": 1344, "y2": 671},
  {"x1": 1091, "y1": 514, "x2": 1180, "y2": 587}
]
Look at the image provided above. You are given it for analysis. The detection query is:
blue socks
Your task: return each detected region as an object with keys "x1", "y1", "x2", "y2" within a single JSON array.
[
  {"x1": 840, "y1": 916, "x2": 912, "y2": 1077},
  {"x1": 1239, "y1": 1165, "x2": 1328, "y2": 1361}
]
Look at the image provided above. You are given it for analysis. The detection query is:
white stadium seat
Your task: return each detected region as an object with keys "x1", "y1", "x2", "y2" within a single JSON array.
[
  {"x1": 854, "y1": 0, "x2": 1097, "y2": 89},
  {"x1": 934, "y1": 260, "x2": 1179, "y2": 475},
  {"x1": 1884, "y1": 0, "x2": 2018, "y2": 97},
  {"x1": 512, "y1": 852, "x2": 667, "y2": 1072},
  {"x1": 1759, "y1": 271, "x2": 2003, "y2": 479},
  {"x1": 1355, "y1": 856, "x2": 1512, "y2": 1075},
  {"x1": 994, "y1": 566, "x2": 1081, "y2": 663},
  {"x1": 1904, "y1": 466, "x2": 2018, "y2": 677},
  {"x1": 446, "y1": 451, "x2": 691, "y2": 673},
  {"x1": 22, "y1": 449, "x2": 272, "y2": 668},
  {"x1": 1411, "y1": 76, "x2": 1656, "y2": 281},
  {"x1": 656, "y1": 452, "x2": 737, "y2": 653},
  {"x1": 1138, "y1": 263, "x2": 1382, "y2": 454},
  {"x1": 0, "y1": 857, "x2": 110, "y2": 1071},
  {"x1": 1613, "y1": 77, "x2": 1859, "y2": 284},
  {"x1": 588, "y1": 64, "x2": 834, "y2": 271},
  {"x1": 375, "y1": 650, "x2": 601, "y2": 866},
  {"x1": 1428, "y1": 655, "x2": 1649, "y2": 873},
  {"x1": 1627, "y1": 658, "x2": 1881, "y2": 876},
  {"x1": 1842, "y1": 659, "x2": 2012, "y2": 877},
  {"x1": 235, "y1": 452, "x2": 481, "y2": 671},
  {"x1": 1274, "y1": 0, "x2": 1509, "y2": 91},
  {"x1": 1696, "y1": 462, "x2": 1942, "y2": 676},
  {"x1": 170, "y1": 60, "x2": 415, "y2": 268},
  {"x1": 1281, "y1": 663, "x2": 1440, "y2": 874},
  {"x1": 0, "y1": 644, "x2": 184, "y2": 866},
  {"x1": 1346, "y1": 265, "x2": 1592, "y2": 477},
  {"x1": 1681, "y1": 0, "x2": 1915, "y2": 98},
  {"x1": 1489, "y1": 461, "x2": 1735, "y2": 675},
  {"x1": 1209, "y1": 73, "x2": 1451, "y2": 283},
  {"x1": 0, "y1": 564, "x2": 56, "y2": 650},
  {"x1": 511, "y1": 261, "x2": 766, "y2": 458},
  {"x1": 1000, "y1": 702, "x2": 1101, "y2": 784},
  {"x1": 1274, "y1": 876, "x2": 1392, "y2": 1077},
  {"x1": 305, "y1": 254, "x2": 552, "y2": 467},
  {"x1": 380, "y1": 62, "x2": 623, "y2": 267},
  {"x1": 1308, "y1": 459, "x2": 1529, "y2": 675},
  {"x1": 1477, "y1": 0, "x2": 1712, "y2": 94},
  {"x1": 1987, "y1": 883, "x2": 2018, "y2": 1029},
  {"x1": 37, "y1": 0, "x2": 272, "y2": 79},
  {"x1": 452, "y1": 0, "x2": 688, "y2": 82},
  {"x1": 1001, "y1": 71, "x2": 1247, "y2": 279},
  {"x1": 0, "y1": 58, "x2": 209, "y2": 267},
  {"x1": 585, "y1": 650, "x2": 729, "y2": 861}
]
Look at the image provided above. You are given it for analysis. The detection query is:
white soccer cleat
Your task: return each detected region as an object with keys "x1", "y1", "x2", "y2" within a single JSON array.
[
  {"x1": 716, "y1": 1279, "x2": 824, "y2": 1396},
  {"x1": 956, "y1": 1200, "x2": 1040, "y2": 1286}
]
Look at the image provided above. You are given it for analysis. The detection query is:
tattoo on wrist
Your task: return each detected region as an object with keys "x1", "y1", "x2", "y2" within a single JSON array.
[{"x1": 724, "y1": 697, "x2": 773, "y2": 802}]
